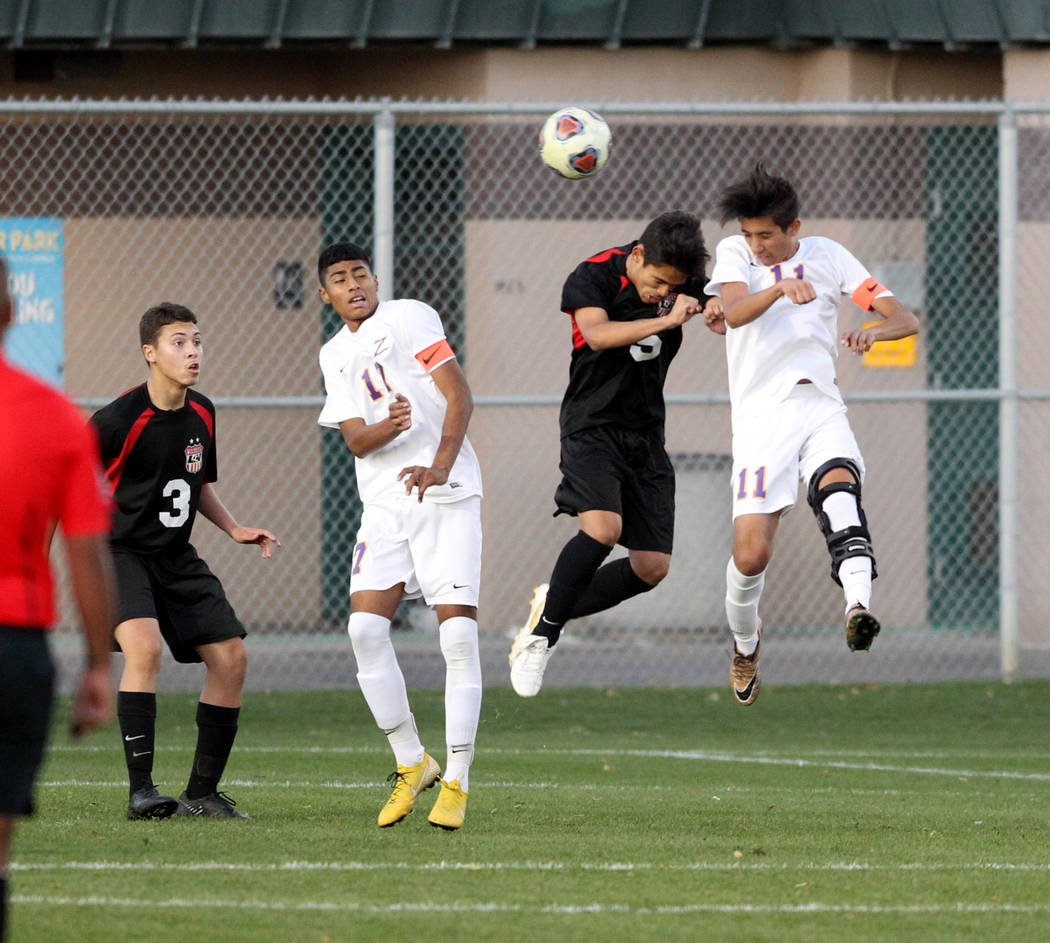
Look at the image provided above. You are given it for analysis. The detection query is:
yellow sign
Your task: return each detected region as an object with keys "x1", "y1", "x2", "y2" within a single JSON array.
[{"x1": 861, "y1": 322, "x2": 917, "y2": 368}]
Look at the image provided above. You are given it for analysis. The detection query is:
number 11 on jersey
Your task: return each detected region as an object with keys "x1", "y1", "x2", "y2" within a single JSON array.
[
  {"x1": 736, "y1": 466, "x2": 767, "y2": 501},
  {"x1": 771, "y1": 263, "x2": 804, "y2": 282}
]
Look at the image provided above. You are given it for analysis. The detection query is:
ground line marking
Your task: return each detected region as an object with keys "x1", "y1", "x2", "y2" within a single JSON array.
[
  {"x1": 12, "y1": 860, "x2": 1050, "y2": 874},
  {"x1": 11, "y1": 894, "x2": 1050, "y2": 916}
]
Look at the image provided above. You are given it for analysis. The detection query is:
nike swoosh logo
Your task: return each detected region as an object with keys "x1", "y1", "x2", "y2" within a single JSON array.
[
  {"x1": 734, "y1": 676, "x2": 758, "y2": 703},
  {"x1": 132, "y1": 751, "x2": 152, "y2": 758},
  {"x1": 452, "y1": 583, "x2": 469, "y2": 590},
  {"x1": 124, "y1": 735, "x2": 146, "y2": 742},
  {"x1": 450, "y1": 746, "x2": 470, "y2": 754},
  {"x1": 422, "y1": 352, "x2": 437, "y2": 364}
]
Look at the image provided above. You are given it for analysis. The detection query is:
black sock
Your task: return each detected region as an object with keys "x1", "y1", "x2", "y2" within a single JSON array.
[
  {"x1": 536, "y1": 531, "x2": 613, "y2": 646},
  {"x1": 186, "y1": 702, "x2": 240, "y2": 800},
  {"x1": 118, "y1": 691, "x2": 157, "y2": 797},
  {"x1": 570, "y1": 557, "x2": 654, "y2": 619},
  {"x1": 1, "y1": 874, "x2": 7, "y2": 943}
]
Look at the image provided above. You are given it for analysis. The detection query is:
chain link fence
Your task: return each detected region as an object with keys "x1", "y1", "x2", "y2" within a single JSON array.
[{"x1": 10, "y1": 98, "x2": 1046, "y2": 691}]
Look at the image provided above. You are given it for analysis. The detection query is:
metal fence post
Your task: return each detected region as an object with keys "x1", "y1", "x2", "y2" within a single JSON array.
[
  {"x1": 373, "y1": 98, "x2": 395, "y2": 299},
  {"x1": 998, "y1": 103, "x2": 1019, "y2": 682}
]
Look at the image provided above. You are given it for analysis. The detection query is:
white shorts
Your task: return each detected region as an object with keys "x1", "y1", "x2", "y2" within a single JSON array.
[
  {"x1": 349, "y1": 494, "x2": 482, "y2": 607},
  {"x1": 730, "y1": 383, "x2": 864, "y2": 520}
]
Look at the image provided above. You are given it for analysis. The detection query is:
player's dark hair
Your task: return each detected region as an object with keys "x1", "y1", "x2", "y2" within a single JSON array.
[
  {"x1": 139, "y1": 302, "x2": 198, "y2": 348},
  {"x1": 638, "y1": 211, "x2": 709, "y2": 277},
  {"x1": 318, "y1": 242, "x2": 373, "y2": 285},
  {"x1": 718, "y1": 163, "x2": 800, "y2": 231}
]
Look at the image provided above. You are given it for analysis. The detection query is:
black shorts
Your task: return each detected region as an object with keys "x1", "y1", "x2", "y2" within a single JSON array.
[
  {"x1": 0, "y1": 626, "x2": 55, "y2": 816},
  {"x1": 111, "y1": 544, "x2": 246, "y2": 664},
  {"x1": 554, "y1": 425, "x2": 675, "y2": 553}
]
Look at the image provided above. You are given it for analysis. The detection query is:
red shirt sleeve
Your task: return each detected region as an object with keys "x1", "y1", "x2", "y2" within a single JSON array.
[{"x1": 58, "y1": 416, "x2": 111, "y2": 537}]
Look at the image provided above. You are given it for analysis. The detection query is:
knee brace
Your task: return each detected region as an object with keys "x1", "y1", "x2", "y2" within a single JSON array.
[{"x1": 807, "y1": 458, "x2": 877, "y2": 586}]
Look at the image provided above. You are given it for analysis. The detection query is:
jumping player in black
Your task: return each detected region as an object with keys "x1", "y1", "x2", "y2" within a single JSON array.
[
  {"x1": 509, "y1": 211, "x2": 718, "y2": 696},
  {"x1": 91, "y1": 302, "x2": 279, "y2": 820}
]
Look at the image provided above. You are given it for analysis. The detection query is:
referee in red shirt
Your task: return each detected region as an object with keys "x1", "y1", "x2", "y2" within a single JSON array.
[{"x1": 0, "y1": 255, "x2": 116, "y2": 941}]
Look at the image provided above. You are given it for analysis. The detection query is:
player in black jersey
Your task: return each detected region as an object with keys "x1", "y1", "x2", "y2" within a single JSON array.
[
  {"x1": 509, "y1": 211, "x2": 720, "y2": 696},
  {"x1": 91, "y1": 302, "x2": 279, "y2": 820}
]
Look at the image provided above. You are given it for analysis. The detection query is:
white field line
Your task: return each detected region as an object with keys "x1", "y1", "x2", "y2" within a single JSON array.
[
  {"x1": 11, "y1": 894, "x2": 1050, "y2": 916},
  {"x1": 11, "y1": 859, "x2": 1050, "y2": 874},
  {"x1": 35, "y1": 780, "x2": 1003, "y2": 802},
  {"x1": 41, "y1": 743, "x2": 1050, "y2": 782},
  {"x1": 48, "y1": 744, "x2": 1050, "y2": 761}
]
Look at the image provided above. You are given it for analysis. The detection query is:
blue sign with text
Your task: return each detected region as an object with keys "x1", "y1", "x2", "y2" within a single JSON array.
[{"x1": 2, "y1": 218, "x2": 64, "y2": 386}]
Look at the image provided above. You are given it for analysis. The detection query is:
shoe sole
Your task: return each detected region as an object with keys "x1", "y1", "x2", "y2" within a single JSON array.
[
  {"x1": 428, "y1": 816, "x2": 464, "y2": 831},
  {"x1": 846, "y1": 610, "x2": 881, "y2": 651},
  {"x1": 126, "y1": 798, "x2": 179, "y2": 821}
]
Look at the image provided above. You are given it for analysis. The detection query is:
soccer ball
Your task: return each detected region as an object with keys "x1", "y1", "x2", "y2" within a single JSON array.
[{"x1": 538, "y1": 106, "x2": 611, "y2": 180}]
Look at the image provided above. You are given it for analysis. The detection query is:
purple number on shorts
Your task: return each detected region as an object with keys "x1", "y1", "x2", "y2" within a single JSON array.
[{"x1": 352, "y1": 541, "x2": 367, "y2": 575}]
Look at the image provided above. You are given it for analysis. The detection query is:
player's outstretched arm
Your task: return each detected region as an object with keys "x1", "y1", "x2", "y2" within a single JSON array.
[
  {"x1": 398, "y1": 358, "x2": 472, "y2": 502},
  {"x1": 65, "y1": 531, "x2": 116, "y2": 737},
  {"x1": 198, "y1": 482, "x2": 281, "y2": 558},
  {"x1": 840, "y1": 296, "x2": 919, "y2": 355}
]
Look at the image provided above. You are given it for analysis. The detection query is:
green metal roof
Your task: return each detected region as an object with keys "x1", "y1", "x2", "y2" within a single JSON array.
[{"x1": 2, "y1": 0, "x2": 1047, "y2": 51}]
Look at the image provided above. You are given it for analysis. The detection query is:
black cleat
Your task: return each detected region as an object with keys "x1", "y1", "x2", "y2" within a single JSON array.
[
  {"x1": 846, "y1": 605, "x2": 881, "y2": 652},
  {"x1": 126, "y1": 785, "x2": 179, "y2": 821},
  {"x1": 176, "y1": 790, "x2": 249, "y2": 819}
]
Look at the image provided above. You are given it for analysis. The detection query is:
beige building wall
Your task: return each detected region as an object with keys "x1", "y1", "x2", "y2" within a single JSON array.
[{"x1": 0, "y1": 45, "x2": 1004, "y2": 103}]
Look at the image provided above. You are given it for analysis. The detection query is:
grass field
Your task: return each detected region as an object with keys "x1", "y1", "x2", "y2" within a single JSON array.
[{"x1": 9, "y1": 681, "x2": 1050, "y2": 942}]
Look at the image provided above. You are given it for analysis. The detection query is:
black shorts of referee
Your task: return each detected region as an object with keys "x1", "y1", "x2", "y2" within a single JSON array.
[
  {"x1": 0, "y1": 626, "x2": 55, "y2": 817},
  {"x1": 553, "y1": 424, "x2": 675, "y2": 554}
]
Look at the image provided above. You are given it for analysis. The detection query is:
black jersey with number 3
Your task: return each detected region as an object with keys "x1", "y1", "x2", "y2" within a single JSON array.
[
  {"x1": 90, "y1": 384, "x2": 217, "y2": 554},
  {"x1": 558, "y1": 241, "x2": 705, "y2": 439}
]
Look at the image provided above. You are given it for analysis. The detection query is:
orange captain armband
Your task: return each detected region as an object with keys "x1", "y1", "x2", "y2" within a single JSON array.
[
  {"x1": 851, "y1": 277, "x2": 888, "y2": 312},
  {"x1": 415, "y1": 338, "x2": 455, "y2": 371}
]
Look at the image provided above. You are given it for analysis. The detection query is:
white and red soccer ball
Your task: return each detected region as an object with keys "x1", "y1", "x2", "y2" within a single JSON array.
[{"x1": 538, "y1": 106, "x2": 611, "y2": 180}]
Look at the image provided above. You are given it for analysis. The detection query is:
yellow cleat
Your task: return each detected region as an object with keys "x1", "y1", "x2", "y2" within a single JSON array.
[
  {"x1": 377, "y1": 753, "x2": 441, "y2": 827},
  {"x1": 428, "y1": 779, "x2": 468, "y2": 830}
]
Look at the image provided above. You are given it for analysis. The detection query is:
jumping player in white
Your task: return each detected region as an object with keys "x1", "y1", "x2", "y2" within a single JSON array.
[
  {"x1": 704, "y1": 164, "x2": 919, "y2": 705},
  {"x1": 317, "y1": 242, "x2": 483, "y2": 830}
]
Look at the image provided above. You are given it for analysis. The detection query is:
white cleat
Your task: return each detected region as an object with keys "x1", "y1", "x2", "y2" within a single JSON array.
[{"x1": 509, "y1": 583, "x2": 553, "y2": 697}]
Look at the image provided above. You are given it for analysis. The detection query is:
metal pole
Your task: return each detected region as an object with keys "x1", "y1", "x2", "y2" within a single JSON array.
[
  {"x1": 997, "y1": 105, "x2": 1019, "y2": 683},
  {"x1": 373, "y1": 100, "x2": 395, "y2": 301}
]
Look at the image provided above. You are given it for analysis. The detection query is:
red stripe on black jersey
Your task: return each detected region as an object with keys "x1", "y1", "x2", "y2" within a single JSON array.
[
  {"x1": 567, "y1": 312, "x2": 587, "y2": 350},
  {"x1": 585, "y1": 247, "x2": 626, "y2": 265},
  {"x1": 189, "y1": 398, "x2": 214, "y2": 437},
  {"x1": 104, "y1": 408, "x2": 154, "y2": 492}
]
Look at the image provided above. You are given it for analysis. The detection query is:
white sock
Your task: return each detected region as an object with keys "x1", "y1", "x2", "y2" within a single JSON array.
[
  {"x1": 839, "y1": 557, "x2": 873, "y2": 613},
  {"x1": 439, "y1": 616, "x2": 481, "y2": 792},
  {"x1": 347, "y1": 612, "x2": 423, "y2": 767},
  {"x1": 725, "y1": 557, "x2": 764, "y2": 655},
  {"x1": 822, "y1": 491, "x2": 873, "y2": 613}
]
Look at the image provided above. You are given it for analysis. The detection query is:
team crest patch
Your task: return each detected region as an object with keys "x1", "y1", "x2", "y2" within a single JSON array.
[{"x1": 185, "y1": 437, "x2": 204, "y2": 473}]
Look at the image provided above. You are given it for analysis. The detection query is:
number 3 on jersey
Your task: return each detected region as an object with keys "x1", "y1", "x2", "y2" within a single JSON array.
[{"x1": 159, "y1": 478, "x2": 192, "y2": 527}]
